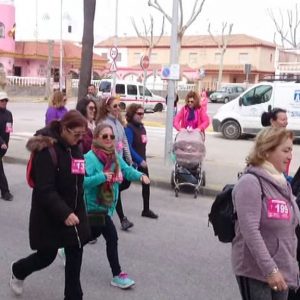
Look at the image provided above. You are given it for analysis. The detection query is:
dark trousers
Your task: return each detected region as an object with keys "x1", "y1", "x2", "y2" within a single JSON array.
[
  {"x1": 0, "y1": 156, "x2": 9, "y2": 196},
  {"x1": 90, "y1": 215, "x2": 121, "y2": 276},
  {"x1": 236, "y1": 276, "x2": 288, "y2": 300},
  {"x1": 138, "y1": 165, "x2": 150, "y2": 212},
  {"x1": 116, "y1": 178, "x2": 131, "y2": 222},
  {"x1": 13, "y1": 246, "x2": 83, "y2": 300}
]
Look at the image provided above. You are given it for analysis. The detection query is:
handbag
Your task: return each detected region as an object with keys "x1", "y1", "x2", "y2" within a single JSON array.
[{"x1": 87, "y1": 211, "x2": 106, "y2": 227}]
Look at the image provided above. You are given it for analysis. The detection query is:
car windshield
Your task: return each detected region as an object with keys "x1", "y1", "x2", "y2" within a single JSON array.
[{"x1": 220, "y1": 87, "x2": 229, "y2": 92}]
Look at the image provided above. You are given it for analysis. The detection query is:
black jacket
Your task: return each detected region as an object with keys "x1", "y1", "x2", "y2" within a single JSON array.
[
  {"x1": 0, "y1": 107, "x2": 13, "y2": 157},
  {"x1": 26, "y1": 127, "x2": 90, "y2": 250}
]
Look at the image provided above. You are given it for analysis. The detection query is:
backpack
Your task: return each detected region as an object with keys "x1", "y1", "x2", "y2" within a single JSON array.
[
  {"x1": 26, "y1": 147, "x2": 58, "y2": 188},
  {"x1": 208, "y1": 172, "x2": 263, "y2": 243}
]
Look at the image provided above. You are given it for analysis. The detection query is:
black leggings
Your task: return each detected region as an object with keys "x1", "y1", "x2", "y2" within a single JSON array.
[
  {"x1": 13, "y1": 246, "x2": 83, "y2": 300},
  {"x1": 116, "y1": 178, "x2": 131, "y2": 222}
]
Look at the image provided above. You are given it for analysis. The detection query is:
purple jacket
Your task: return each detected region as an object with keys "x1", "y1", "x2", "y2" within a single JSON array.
[
  {"x1": 232, "y1": 165, "x2": 300, "y2": 288},
  {"x1": 45, "y1": 106, "x2": 68, "y2": 125}
]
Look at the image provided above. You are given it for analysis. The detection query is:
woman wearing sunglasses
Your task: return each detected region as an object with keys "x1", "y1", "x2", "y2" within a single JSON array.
[
  {"x1": 125, "y1": 104, "x2": 158, "y2": 219},
  {"x1": 96, "y1": 97, "x2": 134, "y2": 231},
  {"x1": 10, "y1": 110, "x2": 90, "y2": 299},
  {"x1": 173, "y1": 91, "x2": 210, "y2": 132},
  {"x1": 84, "y1": 123, "x2": 150, "y2": 289}
]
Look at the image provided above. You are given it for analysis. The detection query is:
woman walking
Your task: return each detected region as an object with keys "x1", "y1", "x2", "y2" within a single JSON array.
[
  {"x1": 84, "y1": 123, "x2": 150, "y2": 289},
  {"x1": 10, "y1": 110, "x2": 90, "y2": 299},
  {"x1": 45, "y1": 90, "x2": 68, "y2": 125}
]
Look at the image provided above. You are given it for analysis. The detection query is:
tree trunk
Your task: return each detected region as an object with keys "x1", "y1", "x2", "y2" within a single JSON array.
[
  {"x1": 217, "y1": 49, "x2": 225, "y2": 90},
  {"x1": 78, "y1": 0, "x2": 96, "y2": 101}
]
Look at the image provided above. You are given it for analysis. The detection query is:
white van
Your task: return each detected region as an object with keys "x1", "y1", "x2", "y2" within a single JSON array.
[
  {"x1": 212, "y1": 81, "x2": 300, "y2": 139},
  {"x1": 98, "y1": 79, "x2": 166, "y2": 112}
]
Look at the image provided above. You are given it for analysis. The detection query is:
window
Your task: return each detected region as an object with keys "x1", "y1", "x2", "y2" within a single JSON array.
[
  {"x1": 237, "y1": 87, "x2": 245, "y2": 93},
  {"x1": 214, "y1": 53, "x2": 221, "y2": 63},
  {"x1": 138, "y1": 86, "x2": 152, "y2": 97},
  {"x1": 241, "y1": 85, "x2": 273, "y2": 106},
  {"x1": 116, "y1": 53, "x2": 122, "y2": 62},
  {"x1": 151, "y1": 53, "x2": 158, "y2": 63},
  {"x1": 239, "y1": 53, "x2": 249, "y2": 64},
  {"x1": 99, "y1": 81, "x2": 111, "y2": 93},
  {"x1": 101, "y1": 53, "x2": 108, "y2": 59},
  {"x1": 134, "y1": 53, "x2": 141, "y2": 63},
  {"x1": 0, "y1": 22, "x2": 5, "y2": 38},
  {"x1": 127, "y1": 84, "x2": 137, "y2": 96},
  {"x1": 270, "y1": 53, "x2": 273, "y2": 63},
  {"x1": 115, "y1": 84, "x2": 125, "y2": 94},
  {"x1": 189, "y1": 53, "x2": 198, "y2": 64}
]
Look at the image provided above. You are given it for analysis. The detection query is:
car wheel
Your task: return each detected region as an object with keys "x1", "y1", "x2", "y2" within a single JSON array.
[
  {"x1": 224, "y1": 97, "x2": 229, "y2": 104},
  {"x1": 221, "y1": 120, "x2": 241, "y2": 140},
  {"x1": 119, "y1": 102, "x2": 126, "y2": 111},
  {"x1": 154, "y1": 103, "x2": 163, "y2": 112}
]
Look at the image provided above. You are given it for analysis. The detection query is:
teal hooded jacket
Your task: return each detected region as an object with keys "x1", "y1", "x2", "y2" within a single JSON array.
[{"x1": 84, "y1": 149, "x2": 143, "y2": 216}]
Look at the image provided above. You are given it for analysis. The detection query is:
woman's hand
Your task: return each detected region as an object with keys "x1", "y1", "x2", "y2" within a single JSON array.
[
  {"x1": 266, "y1": 270, "x2": 288, "y2": 292},
  {"x1": 64, "y1": 213, "x2": 80, "y2": 226},
  {"x1": 140, "y1": 160, "x2": 147, "y2": 168},
  {"x1": 104, "y1": 172, "x2": 114, "y2": 182},
  {"x1": 141, "y1": 175, "x2": 150, "y2": 185}
]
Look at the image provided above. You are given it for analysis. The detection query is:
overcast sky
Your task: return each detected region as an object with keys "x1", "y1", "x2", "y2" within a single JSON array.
[{"x1": 14, "y1": 0, "x2": 298, "y2": 44}]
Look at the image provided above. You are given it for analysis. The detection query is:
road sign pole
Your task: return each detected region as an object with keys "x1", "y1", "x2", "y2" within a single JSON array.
[
  {"x1": 164, "y1": 0, "x2": 178, "y2": 164},
  {"x1": 143, "y1": 69, "x2": 147, "y2": 108}
]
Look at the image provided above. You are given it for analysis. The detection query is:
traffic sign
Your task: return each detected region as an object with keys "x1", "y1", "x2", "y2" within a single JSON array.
[
  {"x1": 140, "y1": 55, "x2": 150, "y2": 70},
  {"x1": 110, "y1": 47, "x2": 118, "y2": 60},
  {"x1": 161, "y1": 64, "x2": 180, "y2": 80}
]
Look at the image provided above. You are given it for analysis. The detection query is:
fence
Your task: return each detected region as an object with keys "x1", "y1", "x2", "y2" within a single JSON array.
[{"x1": 7, "y1": 76, "x2": 48, "y2": 86}]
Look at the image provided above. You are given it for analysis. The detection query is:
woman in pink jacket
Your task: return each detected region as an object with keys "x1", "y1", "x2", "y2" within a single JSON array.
[{"x1": 173, "y1": 91, "x2": 210, "y2": 132}]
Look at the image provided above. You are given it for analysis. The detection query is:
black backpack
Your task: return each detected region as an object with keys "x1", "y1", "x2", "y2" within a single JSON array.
[{"x1": 208, "y1": 172, "x2": 263, "y2": 243}]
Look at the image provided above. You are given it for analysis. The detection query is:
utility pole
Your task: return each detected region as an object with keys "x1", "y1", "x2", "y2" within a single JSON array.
[
  {"x1": 59, "y1": 0, "x2": 63, "y2": 91},
  {"x1": 112, "y1": 0, "x2": 118, "y2": 96},
  {"x1": 164, "y1": 0, "x2": 178, "y2": 163}
]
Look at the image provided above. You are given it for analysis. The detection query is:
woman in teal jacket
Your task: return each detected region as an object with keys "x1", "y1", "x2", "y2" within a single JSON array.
[{"x1": 84, "y1": 123, "x2": 150, "y2": 290}]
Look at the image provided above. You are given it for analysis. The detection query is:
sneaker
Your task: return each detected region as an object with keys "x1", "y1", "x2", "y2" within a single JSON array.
[
  {"x1": 57, "y1": 248, "x2": 66, "y2": 267},
  {"x1": 2, "y1": 192, "x2": 13, "y2": 201},
  {"x1": 111, "y1": 272, "x2": 135, "y2": 289},
  {"x1": 10, "y1": 262, "x2": 24, "y2": 296},
  {"x1": 88, "y1": 238, "x2": 98, "y2": 245},
  {"x1": 121, "y1": 217, "x2": 134, "y2": 231},
  {"x1": 141, "y1": 210, "x2": 158, "y2": 219}
]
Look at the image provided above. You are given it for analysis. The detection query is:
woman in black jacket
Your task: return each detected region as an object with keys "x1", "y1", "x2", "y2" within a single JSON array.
[{"x1": 10, "y1": 110, "x2": 90, "y2": 300}]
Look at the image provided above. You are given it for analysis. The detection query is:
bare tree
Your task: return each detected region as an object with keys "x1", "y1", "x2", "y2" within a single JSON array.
[
  {"x1": 208, "y1": 22, "x2": 233, "y2": 90},
  {"x1": 268, "y1": 4, "x2": 300, "y2": 49},
  {"x1": 148, "y1": 0, "x2": 206, "y2": 58},
  {"x1": 78, "y1": 0, "x2": 96, "y2": 101},
  {"x1": 131, "y1": 15, "x2": 165, "y2": 59}
]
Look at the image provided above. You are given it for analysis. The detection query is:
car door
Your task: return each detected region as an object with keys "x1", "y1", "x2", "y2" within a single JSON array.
[{"x1": 238, "y1": 84, "x2": 273, "y2": 134}]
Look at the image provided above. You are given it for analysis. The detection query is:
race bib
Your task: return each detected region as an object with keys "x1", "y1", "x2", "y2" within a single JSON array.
[
  {"x1": 71, "y1": 159, "x2": 85, "y2": 175},
  {"x1": 267, "y1": 199, "x2": 290, "y2": 220},
  {"x1": 141, "y1": 134, "x2": 147, "y2": 144},
  {"x1": 117, "y1": 141, "x2": 124, "y2": 151},
  {"x1": 5, "y1": 122, "x2": 13, "y2": 133}
]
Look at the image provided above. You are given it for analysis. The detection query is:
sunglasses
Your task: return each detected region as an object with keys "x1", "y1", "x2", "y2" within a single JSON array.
[
  {"x1": 112, "y1": 104, "x2": 121, "y2": 109},
  {"x1": 67, "y1": 128, "x2": 86, "y2": 138},
  {"x1": 88, "y1": 106, "x2": 96, "y2": 111},
  {"x1": 187, "y1": 100, "x2": 194, "y2": 104},
  {"x1": 101, "y1": 134, "x2": 115, "y2": 140},
  {"x1": 136, "y1": 112, "x2": 144, "y2": 116},
  {"x1": 0, "y1": 99, "x2": 8, "y2": 102}
]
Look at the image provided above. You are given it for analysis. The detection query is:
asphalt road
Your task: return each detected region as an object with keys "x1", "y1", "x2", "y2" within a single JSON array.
[{"x1": 0, "y1": 163, "x2": 240, "y2": 300}]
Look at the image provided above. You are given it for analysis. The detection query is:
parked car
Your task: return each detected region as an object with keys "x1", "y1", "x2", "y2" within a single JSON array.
[
  {"x1": 209, "y1": 85, "x2": 245, "y2": 103},
  {"x1": 98, "y1": 79, "x2": 166, "y2": 112}
]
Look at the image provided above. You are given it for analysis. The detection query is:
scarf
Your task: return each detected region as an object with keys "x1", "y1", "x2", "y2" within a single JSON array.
[
  {"x1": 261, "y1": 161, "x2": 287, "y2": 185},
  {"x1": 187, "y1": 106, "x2": 195, "y2": 121},
  {"x1": 92, "y1": 141, "x2": 120, "y2": 208}
]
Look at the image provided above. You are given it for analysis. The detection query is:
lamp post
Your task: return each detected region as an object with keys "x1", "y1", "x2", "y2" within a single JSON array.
[{"x1": 59, "y1": 0, "x2": 63, "y2": 92}]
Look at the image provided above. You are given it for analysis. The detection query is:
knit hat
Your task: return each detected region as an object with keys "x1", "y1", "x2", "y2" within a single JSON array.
[{"x1": 0, "y1": 91, "x2": 8, "y2": 101}]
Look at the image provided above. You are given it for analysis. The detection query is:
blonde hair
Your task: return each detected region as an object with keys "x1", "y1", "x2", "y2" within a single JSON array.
[
  {"x1": 96, "y1": 96, "x2": 124, "y2": 125},
  {"x1": 50, "y1": 91, "x2": 65, "y2": 108},
  {"x1": 247, "y1": 127, "x2": 293, "y2": 166}
]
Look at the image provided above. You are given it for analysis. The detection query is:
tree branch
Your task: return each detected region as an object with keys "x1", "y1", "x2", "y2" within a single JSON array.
[{"x1": 148, "y1": 0, "x2": 172, "y2": 23}]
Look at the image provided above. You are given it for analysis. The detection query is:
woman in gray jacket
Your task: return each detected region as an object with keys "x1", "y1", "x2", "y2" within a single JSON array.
[{"x1": 232, "y1": 127, "x2": 300, "y2": 300}]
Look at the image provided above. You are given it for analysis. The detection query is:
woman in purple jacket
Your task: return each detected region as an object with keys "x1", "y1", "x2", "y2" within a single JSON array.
[
  {"x1": 232, "y1": 127, "x2": 300, "y2": 300},
  {"x1": 45, "y1": 91, "x2": 68, "y2": 125}
]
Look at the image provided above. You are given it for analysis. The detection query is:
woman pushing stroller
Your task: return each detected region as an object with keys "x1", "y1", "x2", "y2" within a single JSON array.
[{"x1": 173, "y1": 91, "x2": 210, "y2": 132}]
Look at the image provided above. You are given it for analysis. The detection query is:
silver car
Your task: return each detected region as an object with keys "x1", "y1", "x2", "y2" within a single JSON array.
[{"x1": 210, "y1": 85, "x2": 245, "y2": 103}]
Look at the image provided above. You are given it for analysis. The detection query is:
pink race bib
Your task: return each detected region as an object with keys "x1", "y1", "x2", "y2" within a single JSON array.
[
  {"x1": 267, "y1": 199, "x2": 290, "y2": 220},
  {"x1": 5, "y1": 122, "x2": 13, "y2": 133},
  {"x1": 141, "y1": 134, "x2": 147, "y2": 144},
  {"x1": 117, "y1": 141, "x2": 124, "y2": 151},
  {"x1": 71, "y1": 159, "x2": 85, "y2": 175}
]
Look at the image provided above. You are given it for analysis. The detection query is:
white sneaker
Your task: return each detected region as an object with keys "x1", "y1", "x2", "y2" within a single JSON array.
[
  {"x1": 10, "y1": 262, "x2": 24, "y2": 296},
  {"x1": 57, "y1": 248, "x2": 66, "y2": 267}
]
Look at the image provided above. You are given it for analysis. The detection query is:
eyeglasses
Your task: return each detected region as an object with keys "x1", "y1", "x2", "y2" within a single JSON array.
[
  {"x1": 136, "y1": 112, "x2": 144, "y2": 116},
  {"x1": 0, "y1": 99, "x2": 8, "y2": 102},
  {"x1": 100, "y1": 134, "x2": 115, "y2": 140},
  {"x1": 112, "y1": 104, "x2": 121, "y2": 109},
  {"x1": 67, "y1": 128, "x2": 86, "y2": 138},
  {"x1": 88, "y1": 106, "x2": 96, "y2": 111}
]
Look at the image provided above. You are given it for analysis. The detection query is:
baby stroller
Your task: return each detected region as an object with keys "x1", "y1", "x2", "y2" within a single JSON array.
[{"x1": 171, "y1": 129, "x2": 206, "y2": 198}]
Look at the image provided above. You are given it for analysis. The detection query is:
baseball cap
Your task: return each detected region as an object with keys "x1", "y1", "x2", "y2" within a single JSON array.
[{"x1": 0, "y1": 91, "x2": 8, "y2": 101}]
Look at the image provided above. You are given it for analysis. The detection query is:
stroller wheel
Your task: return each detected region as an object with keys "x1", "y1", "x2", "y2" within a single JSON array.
[
  {"x1": 201, "y1": 171, "x2": 206, "y2": 187},
  {"x1": 175, "y1": 188, "x2": 179, "y2": 197}
]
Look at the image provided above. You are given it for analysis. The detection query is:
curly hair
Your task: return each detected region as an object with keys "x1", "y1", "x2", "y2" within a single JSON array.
[
  {"x1": 96, "y1": 96, "x2": 124, "y2": 125},
  {"x1": 76, "y1": 97, "x2": 97, "y2": 119},
  {"x1": 185, "y1": 91, "x2": 200, "y2": 108},
  {"x1": 125, "y1": 103, "x2": 143, "y2": 123},
  {"x1": 247, "y1": 127, "x2": 293, "y2": 166}
]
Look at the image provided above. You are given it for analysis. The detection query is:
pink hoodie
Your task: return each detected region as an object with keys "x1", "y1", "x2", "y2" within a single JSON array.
[{"x1": 173, "y1": 105, "x2": 210, "y2": 131}]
